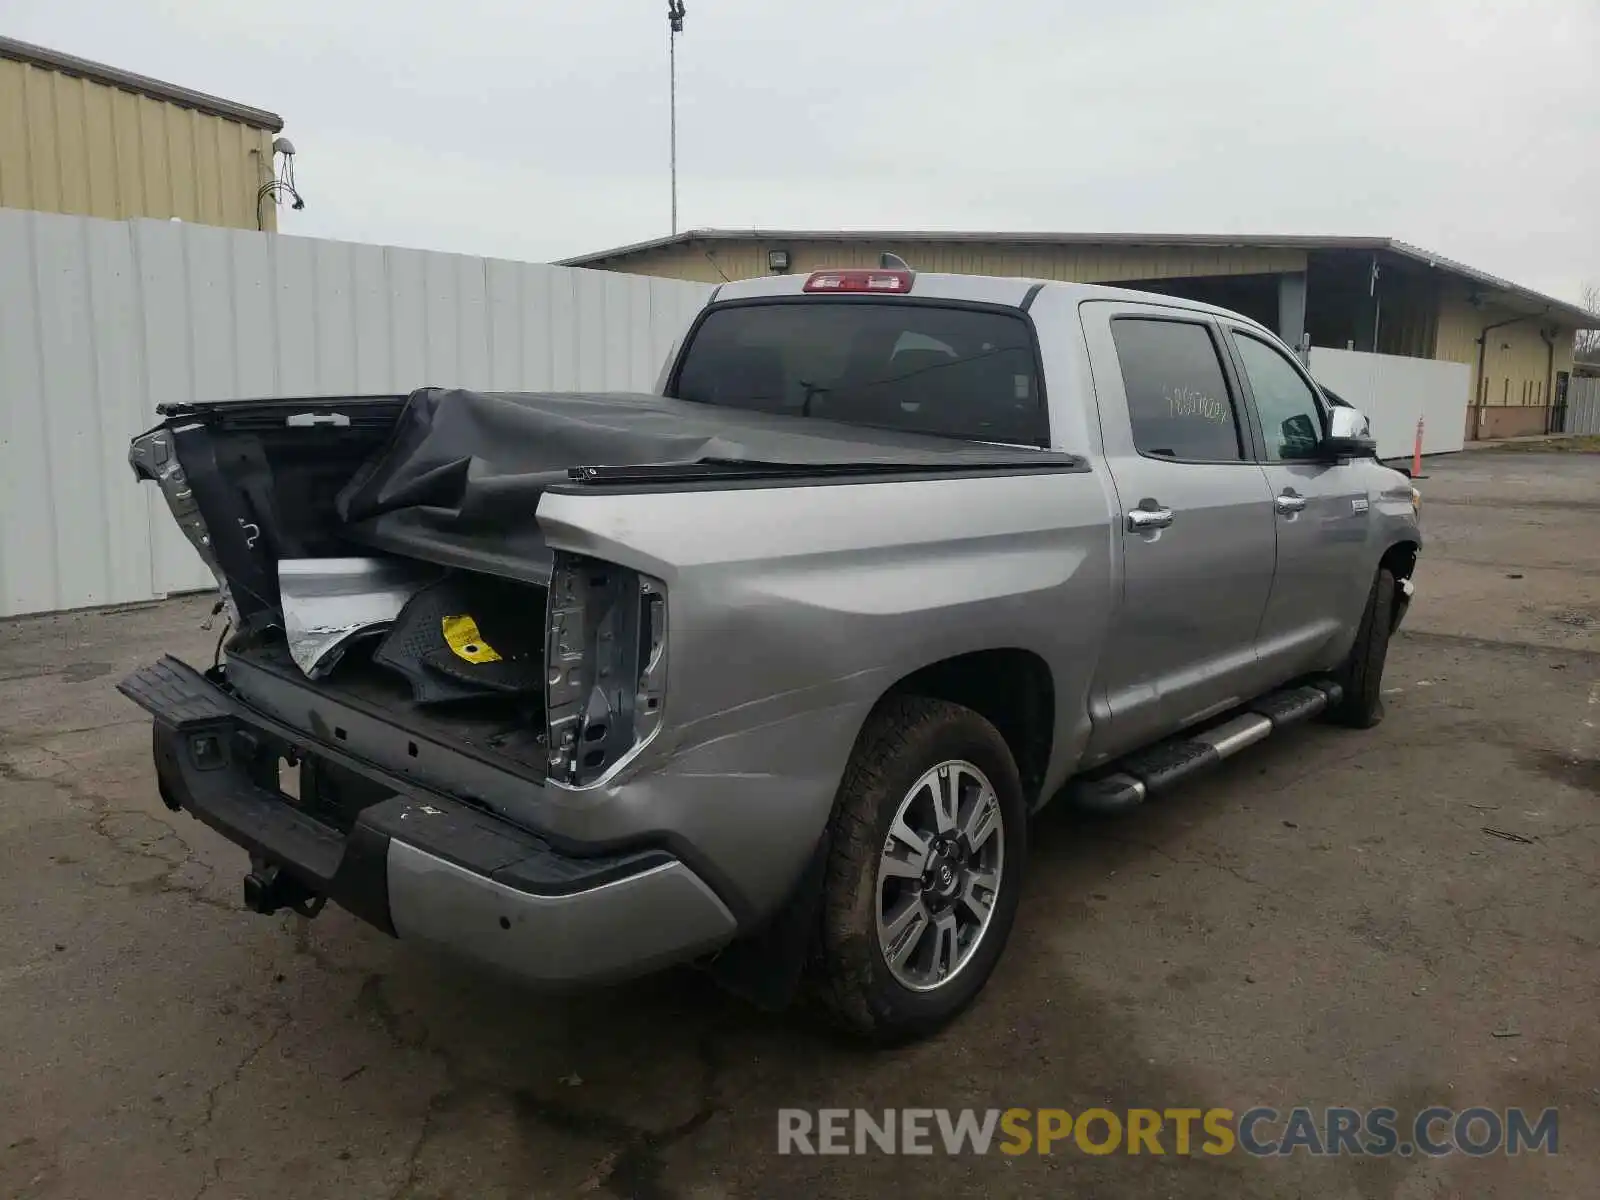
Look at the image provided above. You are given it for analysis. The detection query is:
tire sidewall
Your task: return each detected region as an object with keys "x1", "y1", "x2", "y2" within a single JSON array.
[
  {"x1": 1342, "y1": 568, "x2": 1395, "y2": 724},
  {"x1": 828, "y1": 704, "x2": 1028, "y2": 1039}
]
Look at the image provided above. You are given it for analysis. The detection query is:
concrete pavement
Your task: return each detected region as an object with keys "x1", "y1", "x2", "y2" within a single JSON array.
[{"x1": 1, "y1": 450, "x2": 1596, "y2": 1199}]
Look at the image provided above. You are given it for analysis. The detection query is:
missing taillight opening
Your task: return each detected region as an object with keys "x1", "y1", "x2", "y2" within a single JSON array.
[{"x1": 544, "y1": 554, "x2": 667, "y2": 787}]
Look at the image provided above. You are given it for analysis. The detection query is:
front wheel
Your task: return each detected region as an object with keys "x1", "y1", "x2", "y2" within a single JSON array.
[
  {"x1": 815, "y1": 696, "x2": 1027, "y2": 1042},
  {"x1": 1328, "y1": 568, "x2": 1396, "y2": 729}
]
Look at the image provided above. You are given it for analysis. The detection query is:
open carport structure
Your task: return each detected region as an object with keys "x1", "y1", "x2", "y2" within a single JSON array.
[{"x1": 562, "y1": 230, "x2": 1599, "y2": 442}]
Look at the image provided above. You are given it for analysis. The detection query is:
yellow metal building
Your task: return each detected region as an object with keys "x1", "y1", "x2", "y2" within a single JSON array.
[
  {"x1": 0, "y1": 36, "x2": 284, "y2": 232},
  {"x1": 563, "y1": 230, "x2": 1596, "y2": 440}
]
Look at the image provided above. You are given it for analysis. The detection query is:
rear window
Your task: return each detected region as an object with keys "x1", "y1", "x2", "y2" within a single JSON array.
[{"x1": 669, "y1": 302, "x2": 1047, "y2": 445}]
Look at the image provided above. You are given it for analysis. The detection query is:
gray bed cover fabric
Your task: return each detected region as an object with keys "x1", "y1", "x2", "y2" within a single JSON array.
[{"x1": 334, "y1": 388, "x2": 1076, "y2": 583}]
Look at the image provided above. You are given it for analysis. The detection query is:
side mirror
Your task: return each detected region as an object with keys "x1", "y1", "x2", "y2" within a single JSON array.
[{"x1": 1320, "y1": 405, "x2": 1377, "y2": 459}]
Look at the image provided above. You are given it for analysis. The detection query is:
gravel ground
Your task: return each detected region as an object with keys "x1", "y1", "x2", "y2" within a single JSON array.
[{"x1": 1, "y1": 450, "x2": 1595, "y2": 1199}]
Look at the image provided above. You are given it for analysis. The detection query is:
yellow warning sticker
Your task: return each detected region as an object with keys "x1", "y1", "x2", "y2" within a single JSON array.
[{"x1": 441, "y1": 615, "x2": 503, "y2": 663}]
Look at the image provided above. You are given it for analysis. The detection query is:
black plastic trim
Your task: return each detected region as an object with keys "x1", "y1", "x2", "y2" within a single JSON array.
[
  {"x1": 154, "y1": 394, "x2": 408, "y2": 420},
  {"x1": 167, "y1": 422, "x2": 281, "y2": 627},
  {"x1": 704, "y1": 832, "x2": 828, "y2": 1010},
  {"x1": 331, "y1": 822, "x2": 395, "y2": 934},
  {"x1": 545, "y1": 460, "x2": 1088, "y2": 496},
  {"x1": 150, "y1": 718, "x2": 347, "y2": 880},
  {"x1": 565, "y1": 456, "x2": 1082, "y2": 485},
  {"x1": 1246, "y1": 684, "x2": 1332, "y2": 727},
  {"x1": 1119, "y1": 738, "x2": 1222, "y2": 792},
  {"x1": 1209, "y1": 317, "x2": 1271, "y2": 463}
]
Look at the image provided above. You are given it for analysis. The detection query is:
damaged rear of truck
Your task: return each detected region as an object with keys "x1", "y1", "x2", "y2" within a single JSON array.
[{"x1": 120, "y1": 339, "x2": 1113, "y2": 1038}]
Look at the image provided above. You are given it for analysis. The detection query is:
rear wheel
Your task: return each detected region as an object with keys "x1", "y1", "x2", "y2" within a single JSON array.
[
  {"x1": 1329, "y1": 568, "x2": 1396, "y2": 729},
  {"x1": 816, "y1": 696, "x2": 1027, "y2": 1042}
]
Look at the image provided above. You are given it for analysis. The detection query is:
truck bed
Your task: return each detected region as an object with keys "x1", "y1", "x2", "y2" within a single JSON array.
[{"x1": 227, "y1": 637, "x2": 550, "y2": 780}]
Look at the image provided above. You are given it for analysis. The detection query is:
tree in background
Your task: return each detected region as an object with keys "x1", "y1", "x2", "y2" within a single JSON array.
[{"x1": 1578, "y1": 284, "x2": 1600, "y2": 366}]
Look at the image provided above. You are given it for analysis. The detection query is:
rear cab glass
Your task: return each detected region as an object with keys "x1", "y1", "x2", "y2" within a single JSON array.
[{"x1": 668, "y1": 301, "x2": 1048, "y2": 446}]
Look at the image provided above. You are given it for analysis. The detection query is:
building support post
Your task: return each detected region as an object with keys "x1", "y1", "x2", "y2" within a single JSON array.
[{"x1": 1278, "y1": 272, "x2": 1307, "y2": 358}]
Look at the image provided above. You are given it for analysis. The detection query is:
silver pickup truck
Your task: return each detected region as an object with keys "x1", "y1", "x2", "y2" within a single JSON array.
[{"x1": 119, "y1": 266, "x2": 1420, "y2": 1041}]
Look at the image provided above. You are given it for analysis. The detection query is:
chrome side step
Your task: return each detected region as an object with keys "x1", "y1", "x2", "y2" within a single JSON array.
[{"x1": 1069, "y1": 680, "x2": 1343, "y2": 813}]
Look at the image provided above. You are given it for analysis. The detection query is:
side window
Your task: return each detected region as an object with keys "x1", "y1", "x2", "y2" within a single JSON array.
[
  {"x1": 1110, "y1": 318, "x2": 1244, "y2": 462},
  {"x1": 1232, "y1": 333, "x2": 1325, "y2": 461}
]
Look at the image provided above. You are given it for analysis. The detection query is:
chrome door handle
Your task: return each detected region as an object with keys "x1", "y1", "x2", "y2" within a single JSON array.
[
  {"x1": 1127, "y1": 507, "x2": 1174, "y2": 531},
  {"x1": 1274, "y1": 493, "x2": 1307, "y2": 514}
]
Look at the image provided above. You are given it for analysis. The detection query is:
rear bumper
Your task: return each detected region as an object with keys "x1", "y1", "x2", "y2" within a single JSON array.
[{"x1": 119, "y1": 657, "x2": 736, "y2": 987}]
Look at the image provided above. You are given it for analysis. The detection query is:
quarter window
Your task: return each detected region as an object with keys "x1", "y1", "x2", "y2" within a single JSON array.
[
  {"x1": 1232, "y1": 333, "x2": 1325, "y2": 461},
  {"x1": 1110, "y1": 318, "x2": 1244, "y2": 462}
]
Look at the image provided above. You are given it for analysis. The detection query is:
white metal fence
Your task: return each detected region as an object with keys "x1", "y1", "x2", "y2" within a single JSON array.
[
  {"x1": 1306, "y1": 347, "x2": 1469, "y2": 460},
  {"x1": 1559, "y1": 376, "x2": 1600, "y2": 435},
  {"x1": 0, "y1": 208, "x2": 713, "y2": 618},
  {"x1": 1, "y1": 213, "x2": 1494, "y2": 619}
]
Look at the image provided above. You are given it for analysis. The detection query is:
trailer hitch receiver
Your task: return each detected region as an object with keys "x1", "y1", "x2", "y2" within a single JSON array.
[{"x1": 243, "y1": 860, "x2": 327, "y2": 918}]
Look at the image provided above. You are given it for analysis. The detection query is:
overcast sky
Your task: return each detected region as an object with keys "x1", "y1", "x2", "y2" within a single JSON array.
[{"x1": 12, "y1": 0, "x2": 1599, "y2": 303}]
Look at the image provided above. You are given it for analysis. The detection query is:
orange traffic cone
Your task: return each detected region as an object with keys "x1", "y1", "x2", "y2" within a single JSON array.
[{"x1": 1410, "y1": 417, "x2": 1426, "y2": 479}]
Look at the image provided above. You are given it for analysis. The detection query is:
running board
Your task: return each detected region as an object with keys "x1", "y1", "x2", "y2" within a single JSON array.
[{"x1": 1069, "y1": 680, "x2": 1343, "y2": 814}]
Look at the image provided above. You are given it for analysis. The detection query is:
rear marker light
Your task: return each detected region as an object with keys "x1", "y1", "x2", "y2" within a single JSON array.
[{"x1": 803, "y1": 269, "x2": 914, "y2": 294}]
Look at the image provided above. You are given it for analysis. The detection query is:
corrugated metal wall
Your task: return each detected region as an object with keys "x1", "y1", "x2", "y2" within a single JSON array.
[
  {"x1": 1433, "y1": 284, "x2": 1576, "y2": 411},
  {"x1": 1561, "y1": 377, "x2": 1600, "y2": 435},
  {"x1": 1307, "y1": 347, "x2": 1468, "y2": 458},
  {"x1": 0, "y1": 207, "x2": 713, "y2": 618},
  {"x1": 0, "y1": 56, "x2": 276, "y2": 230},
  {"x1": 596, "y1": 239, "x2": 1308, "y2": 286}
]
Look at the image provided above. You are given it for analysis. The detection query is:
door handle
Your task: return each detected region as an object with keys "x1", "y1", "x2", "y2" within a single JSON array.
[
  {"x1": 1126, "y1": 506, "x2": 1174, "y2": 531},
  {"x1": 1274, "y1": 492, "x2": 1307, "y2": 515}
]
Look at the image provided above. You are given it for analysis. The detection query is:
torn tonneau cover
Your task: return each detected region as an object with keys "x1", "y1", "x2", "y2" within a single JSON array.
[{"x1": 334, "y1": 388, "x2": 1077, "y2": 583}]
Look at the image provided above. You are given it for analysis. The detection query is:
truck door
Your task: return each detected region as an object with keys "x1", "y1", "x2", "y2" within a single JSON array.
[
  {"x1": 1079, "y1": 303, "x2": 1278, "y2": 757},
  {"x1": 1222, "y1": 325, "x2": 1373, "y2": 680}
]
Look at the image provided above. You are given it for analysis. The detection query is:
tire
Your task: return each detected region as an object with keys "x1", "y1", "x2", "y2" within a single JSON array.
[
  {"x1": 1329, "y1": 568, "x2": 1396, "y2": 729},
  {"x1": 815, "y1": 695, "x2": 1027, "y2": 1042}
]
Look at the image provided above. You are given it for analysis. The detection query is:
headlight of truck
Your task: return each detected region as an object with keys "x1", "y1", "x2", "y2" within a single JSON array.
[
  {"x1": 1411, "y1": 486, "x2": 1422, "y2": 518},
  {"x1": 544, "y1": 552, "x2": 667, "y2": 787}
]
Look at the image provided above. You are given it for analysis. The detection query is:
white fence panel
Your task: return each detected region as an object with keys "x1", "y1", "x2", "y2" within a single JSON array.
[
  {"x1": 1307, "y1": 347, "x2": 1469, "y2": 459},
  {"x1": 85, "y1": 219, "x2": 157, "y2": 610},
  {"x1": 0, "y1": 207, "x2": 713, "y2": 618},
  {"x1": 1561, "y1": 377, "x2": 1600, "y2": 435}
]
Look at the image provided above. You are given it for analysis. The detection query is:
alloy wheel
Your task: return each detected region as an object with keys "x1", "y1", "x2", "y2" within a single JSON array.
[{"x1": 874, "y1": 759, "x2": 1006, "y2": 992}]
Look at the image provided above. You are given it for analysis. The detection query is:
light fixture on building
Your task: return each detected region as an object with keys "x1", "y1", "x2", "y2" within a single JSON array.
[
  {"x1": 767, "y1": 249, "x2": 791, "y2": 273},
  {"x1": 256, "y1": 134, "x2": 305, "y2": 230}
]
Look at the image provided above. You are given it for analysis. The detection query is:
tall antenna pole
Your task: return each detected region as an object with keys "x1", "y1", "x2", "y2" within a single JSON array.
[{"x1": 668, "y1": 1, "x2": 686, "y2": 234}]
